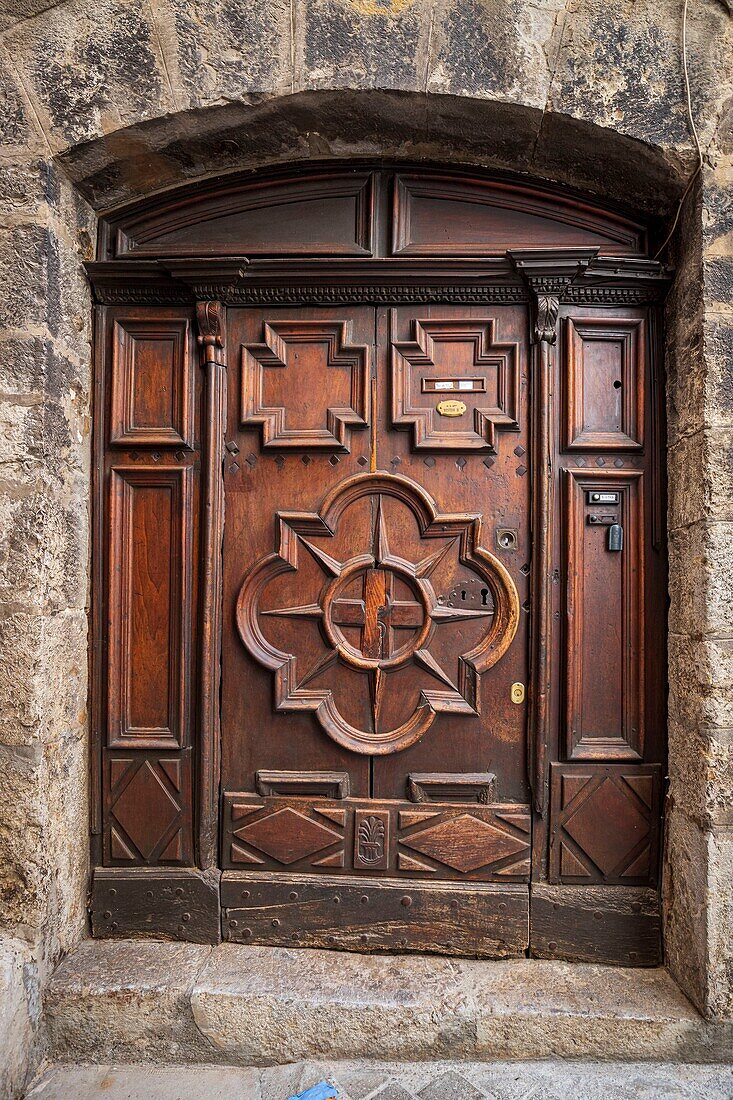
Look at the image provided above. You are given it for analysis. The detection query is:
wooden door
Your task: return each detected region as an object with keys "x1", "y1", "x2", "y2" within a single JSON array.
[{"x1": 219, "y1": 304, "x2": 531, "y2": 955}]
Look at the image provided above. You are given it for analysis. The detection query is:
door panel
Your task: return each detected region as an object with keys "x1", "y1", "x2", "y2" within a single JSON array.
[
  {"x1": 373, "y1": 306, "x2": 530, "y2": 802},
  {"x1": 219, "y1": 302, "x2": 531, "y2": 953},
  {"x1": 222, "y1": 306, "x2": 375, "y2": 797}
]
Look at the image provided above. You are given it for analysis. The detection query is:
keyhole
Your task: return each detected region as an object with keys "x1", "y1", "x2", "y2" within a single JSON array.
[
  {"x1": 461, "y1": 590, "x2": 467, "y2": 601},
  {"x1": 481, "y1": 588, "x2": 489, "y2": 606},
  {"x1": 613, "y1": 379, "x2": 622, "y2": 389}
]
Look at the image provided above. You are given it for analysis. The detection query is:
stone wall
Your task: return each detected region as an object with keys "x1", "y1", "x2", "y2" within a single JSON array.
[{"x1": 0, "y1": 0, "x2": 731, "y2": 1093}]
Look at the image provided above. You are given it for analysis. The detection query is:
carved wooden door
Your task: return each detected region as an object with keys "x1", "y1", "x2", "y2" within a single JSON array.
[{"x1": 220, "y1": 304, "x2": 531, "y2": 954}]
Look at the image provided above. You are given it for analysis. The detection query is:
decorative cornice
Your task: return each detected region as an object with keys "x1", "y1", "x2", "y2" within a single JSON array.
[{"x1": 85, "y1": 253, "x2": 673, "y2": 310}]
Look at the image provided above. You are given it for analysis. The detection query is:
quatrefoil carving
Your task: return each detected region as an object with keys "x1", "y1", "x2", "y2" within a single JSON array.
[{"x1": 236, "y1": 472, "x2": 520, "y2": 755}]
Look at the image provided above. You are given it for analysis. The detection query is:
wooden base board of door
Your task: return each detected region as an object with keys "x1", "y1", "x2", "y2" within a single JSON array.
[
  {"x1": 221, "y1": 872, "x2": 529, "y2": 956},
  {"x1": 530, "y1": 883, "x2": 661, "y2": 967},
  {"x1": 90, "y1": 867, "x2": 222, "y2": 943}
]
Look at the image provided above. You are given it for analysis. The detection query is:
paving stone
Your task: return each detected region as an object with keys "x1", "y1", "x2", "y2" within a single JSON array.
[{"x1": 418, "y1": 1070, "x2": 486, "y2": 1099}]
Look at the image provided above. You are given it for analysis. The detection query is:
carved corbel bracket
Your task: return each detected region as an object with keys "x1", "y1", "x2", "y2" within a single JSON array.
[
  {"x1": 508, "y1": 249, "x2": 598, "y2": 344},
  {"x1": 196, "y1": 300, "x2": 226, "y2": 367}
]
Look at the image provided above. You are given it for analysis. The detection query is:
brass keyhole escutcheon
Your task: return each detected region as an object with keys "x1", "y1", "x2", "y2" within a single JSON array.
[{"x1": 510, "y1": 682, "x2": 525, "y2": 704}]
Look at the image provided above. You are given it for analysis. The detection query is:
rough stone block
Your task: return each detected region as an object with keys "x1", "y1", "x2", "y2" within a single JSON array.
[
  {"x1": 295, "y1": 0, "x2": 428, "y2": 93},
  {"x1": 668, "y1": 521, "x2": 733, "y2": 638},
  {"x1": 3, "y1": 0, "x2": 177, "y2": 151},
  {"x1": 668, "y1": 428, "x2": 733, "y2": 531},
  {"x1": 663, "y1": 806, "x2": 710, "y2": 1017},
  {"x1": 548, "y1": 0, "x2": 732, "y2": 152},
  {"x1": 0, "y1": 936, "x2": 37, "y2": 1100},
  {"x1": 45, "y1": 940, "x2": 216, "y2": 1064},
  {"x1": 667, "y1": 716, "x2": 733, "y2": 827},
  {"x1": 192, "y1": 944, "x2": 475, "y2": 1061},
  {"x1": 428, "y1": 0, "x2": 563, "y2": 108},
  {"x1": 154, "y1": 0, "x2": 292, "y2": 108},
  {"x1": 708, "y1": 827, "x2": 733, "y2": 1021}
]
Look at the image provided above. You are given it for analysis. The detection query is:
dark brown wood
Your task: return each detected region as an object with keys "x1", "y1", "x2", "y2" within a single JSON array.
[
  {"x1": 222, "y1": 794, "x2": 531, "y2": 881},
  {"x1": 110, "y1": 316, "x2": 194, "y2": 448},
  {"x1": 107, "y1": 464, "x2": 192, "y2": 749},
  {"x1": 530, "y1": 883, "x2": 661, "y2": 966},
  {"x1": 549, "y1": 763, "x2": 662, "y2": 885},
  {"x1": 222, "y1": 873, "x2": 528, "y2": 956},
  {"x1": 256, "y1": 770, "x2": 351, "y2": 798},
  {"x1": 563, "y1": 316, "x2": 645, "y2": 451},
  {"x1": 196, "y1": 300, "x2": 227, "y2": 868},
  {"x1": 392, "y1": 172, "x2": 646, "y2": 257},
  {"x1": 563, "y1": 470, "x2": 644, "y2": 760},
  {"x1": 91, "y1": 867, "x2": 221, "y2": 943},
  {"x1": 406, "y1": 773, "x2": 496, "y2": 803}
]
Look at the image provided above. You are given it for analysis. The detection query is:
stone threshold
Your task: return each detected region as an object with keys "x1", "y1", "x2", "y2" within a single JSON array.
[{"x1": 45, "y1": 941, "x2": 733, "y2": 1066}]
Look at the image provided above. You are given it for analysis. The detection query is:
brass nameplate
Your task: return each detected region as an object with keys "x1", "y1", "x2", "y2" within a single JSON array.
[{"x1": 436, "y1": 399, "x2": 467, "y2": 417}]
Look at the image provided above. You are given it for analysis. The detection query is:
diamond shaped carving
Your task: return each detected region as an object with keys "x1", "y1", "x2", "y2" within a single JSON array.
[
  {"x1": 549, "y1": 763, "x2": 661, "y2": 885},
  {"x1": 564, "y1": 778, "x2": 648, "y2": 875},
  {"x1": 402, "y1": 812, "x2": 527, "y2": 873},
  {"x1": 235, "y1": 807, "x2": 341, "y2": 865},
  {"x1": 111, "y1": 760, "x2": 180, "y2": 860}
]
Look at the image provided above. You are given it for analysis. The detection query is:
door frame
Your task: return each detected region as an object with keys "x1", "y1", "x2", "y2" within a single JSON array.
[{"x1": 85, "y1": 162, "x2": 670, "y2": 960}]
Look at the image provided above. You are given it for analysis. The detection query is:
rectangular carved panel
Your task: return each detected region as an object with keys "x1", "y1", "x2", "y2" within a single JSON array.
[
  {"x1": 240, "y1": 320, "x2": 370, "y2": 450},
  {"x1": 391, "y1": 173, "x2": 645, "y2": 256},
  {"x1": 549, "y1": 763, "x2": 662, "y2": 886},
  {"x1": 104, "y1": 749, "x2": 193, "y2": 865},
  {"x1": 222, "y1": 794, "x2": 531, "y2": 882},
  {"x1": 110, "y1": 318, "x2": 193, "y2": 447},
  {"x1": 564, "y1": 469, "x2": 644, "y2": 760},
  {"x1": 563, "y1": 317, "x2": 644, "y2": 451},
  {"x1": 222, "y1": 873, "x2": 528, "y2": 957},
  {"x1": 107, "y1": 465, "x2": 192, "y2": 748},
  {"x1": 113, "y1": 172, "x2": 374, "y2": 258},
  {"x1": 391, "y1": 316, "x2": 520, "y2": 451},
  {"x1": 530, "y1": 883, "x2": 661, "y2": 966}
]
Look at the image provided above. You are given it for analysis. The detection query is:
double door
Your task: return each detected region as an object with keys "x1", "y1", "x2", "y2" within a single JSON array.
[{"x1": 219, "y1": 303, "x2": 533, "y2": 953}]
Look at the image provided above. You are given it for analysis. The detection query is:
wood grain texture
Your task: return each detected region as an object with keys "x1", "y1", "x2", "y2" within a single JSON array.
[
  {"x1": 196, "y1": 300, "x2": 227, "y2": 868},
  {"x1": 222, "y1": 872, "x2": 529, "y2": 956},
  {"x1": 222, "y1": 794, "x2": 531, "y2": 881},
  {"x1": 549, "y1": 763, "x2": 661, "y2": 885},
  {"x1": 530, "y1": 883, "x2": 661, "y2": 966},
  {"x1": 107, "y1": 464, "x2": 192, "y2": 749},
  {"x1": 563, "y1": 470, "x2": 644, "y2": 760},
  {"x1": 90, "y1": 166, "x2": 668, "y2": 959},
  {"x1": 110, "y1": 317, "x2": 193, "y2": 448},
  {"x1": 91, "y1": 867, "x2": 221, "y2": 943},
  {"x1": 563, "y1": 316, "x2": 645, "y2": 451}
]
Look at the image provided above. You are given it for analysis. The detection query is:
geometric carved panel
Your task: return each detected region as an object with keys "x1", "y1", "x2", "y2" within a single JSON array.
[
  {"x1": 110, "y1": 317, "x2": 193, "y2": 448},
  {"x1": 105, "y1": 752, "x2": 192, "y2": 865},
  {"x1": 563, "y1": 316, "x2": 644, "y2": 451},
  {"x1": 240, "y1": 320, "x2": 370, "y2": 450},
  {"x1": 391, "y1": 318, "x2": 520, "y2": 451},
  {"x1": 549, "y1": 763, "x2": 661, "y2": 886},
  {"x1": 236, "y1": 471, "x2": 519, "y2": 756},
  {"x1": 222, "y1": 794, "x2": 531, "y2": 882}
]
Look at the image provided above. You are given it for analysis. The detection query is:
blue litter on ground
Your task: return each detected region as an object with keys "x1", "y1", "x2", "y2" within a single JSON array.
[{"x1": 287, "y1": 1083, "x2": 338, "y2": 1100}]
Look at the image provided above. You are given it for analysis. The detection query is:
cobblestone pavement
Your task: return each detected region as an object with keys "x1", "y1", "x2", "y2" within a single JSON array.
[{"x1": 25, "y1": 1061, "x2": 733, "y2": 1099}]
